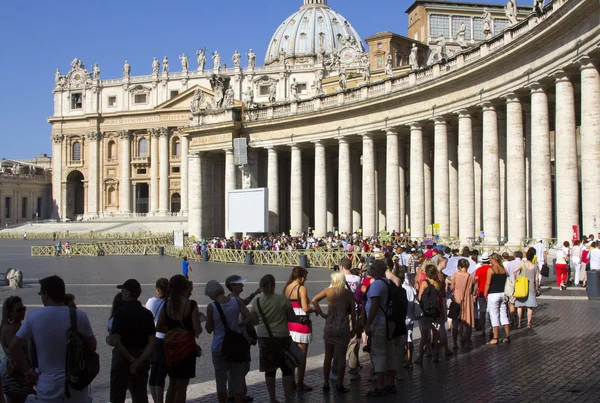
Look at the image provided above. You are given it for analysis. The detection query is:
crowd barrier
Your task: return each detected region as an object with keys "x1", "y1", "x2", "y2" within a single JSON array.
[{"x1": 1, "y1": 231, "x2": 172, "y2": 241}]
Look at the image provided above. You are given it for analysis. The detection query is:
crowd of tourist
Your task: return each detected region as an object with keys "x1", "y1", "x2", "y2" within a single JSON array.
[{"x1": 1, "y1": 233, "x2": 599, "y2": 403}]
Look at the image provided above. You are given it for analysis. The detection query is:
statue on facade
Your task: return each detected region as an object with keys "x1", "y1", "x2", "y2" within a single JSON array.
[
  {"x1": 290, "y1": 78, "x2": 299, "y2": 101},
  {"x1": 123, "y1": 60, "x2": 131, "y2": 78},
  {"x1": 436, "y1": 35, "x2": 448, "y2": 62},
  {"x1": 92, "y1": 63, "x2": 100, "y2": 80},
  {"x1": 279, "y1": 48, "x2": 287, "y2": 68},
  {"x1": 361, "y1": 54, "x2": 371, "y2": 83},
  {"x1": 246, "y1": 49, "x2": 256, "y2": 69},
  {"x1": 243, "y1": 86, "x2": 254, "y2": 108},
  {"x1": 232, "y1": 50, "x2": 241, "y2": 68},
  {"x1": 533, "y1": 0, "x2": 544, "y2": 16},
  {"x1": 70, "y1": 58, "x2": 83, "y2": 70},
  {"x1": 196, "y1": 49, "x2": 207, "y2": 72},
  {"x1": 55, "y1": 69, "x2": 61, "y2": 83},
  {"x1": 456, "y1": 22, "x2": 468, "y2": 48},
  {"x1": 190, "y1": 88, "x2": 204, "y2": 115},
  {"x1": 316, "y1": 45, "x2": 325, "y2": 64},
  {"x1": 12, "y1": 163, "x2": 20, "y2": 175},
  {"x1": 152, "y1": 57, "x2": 160, "y2": 75},
  {"x1": 409, "y1": 44, "x2": 419, "y2": 70},
  {"x1": 385, "y1": 53, "x2": 393, "y2": 78},
  {"x1": 505, "y1": 0, "x2": 518, "y2": 25},
  {"x1": 179, "y1": 54, "x2": 189, "y2": 73},
  {"x1": 210, "y1": 74, "x2": 225, "y2": 108},
  {"x1": 212, "y1": 51, "x2": 221, "y2": 71},
  {"x1": 338, "y1": 68, "x2": 347, "y2": 91},
  {"x1": 224, "y1": 87, "x2": 235, "y2": 107},
  {"x1": 482, "y1": 8, "x2": 493, "y2": 39},
  {"x1": 313, "y1": 69, "x2": 324, "y2": 95},
  {"x1": 268, "y1": 82, "x2": 277, "y2": 103},
  {"x1": 162, "y1": 56, "x2": 169, "y2": 73}
]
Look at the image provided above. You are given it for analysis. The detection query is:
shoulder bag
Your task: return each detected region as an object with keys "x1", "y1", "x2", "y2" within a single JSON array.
[
  {"x1": 448, "y1": 274, "x2": 467, "y2": 320},
  {"x1": 214, "y1": 300, "x2": 250, "y2": 363},
  {"x1": 513, "y1": 263, "x2": 530, "y2": 299},
  {"x1": 256, "y1": 297, "x2": 303, "y2": 370}
]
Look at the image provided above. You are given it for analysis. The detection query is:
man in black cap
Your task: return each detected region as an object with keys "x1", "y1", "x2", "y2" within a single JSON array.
[{"x1": 110, "y1": 279, "x2": 156, "y2": 403}]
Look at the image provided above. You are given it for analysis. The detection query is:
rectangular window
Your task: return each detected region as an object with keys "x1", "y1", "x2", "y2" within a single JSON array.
[
  {"x1": 259, "y1": 85, "x2": 270, "y2": 96},
  {"x1": 172, "y1": 166, "x2": 180, "y2": 173},
  {"x1": 70, "y1": 93, "x2": 83, "y2": 110},
  {"x1": 429, "y1": 14, "x2": 450, "y2": 38},
  {"x1": 170, "y1": 90, "x2": 179, "y2": 99},
  {"x1": 473, "y1": 17, "x2": 485, "y2": 40},
  {"x1": 134, "y1": 94, "x2": 147, "y2": 104},
  {"x1": 108, "y1": 96, "x2": 117, "y2": 107},
  {"x1": 494, "y1": 19, "x2": 509, "y2": 34},
  {"x1": 5, "y1": 197, "x2": 11, "y2": 219},
  {"x1": 21, "y1": 197, "x2": 27, "y2": 219},
  {"x1": 137, "y1": 168, "x2": 147, "y2": 175},
  {"x1": 452, "y1": 16, "x2": 472, "y2": 41},
  {"x1": 297, "y1": 83, "x2": 307, "y2": 94}
]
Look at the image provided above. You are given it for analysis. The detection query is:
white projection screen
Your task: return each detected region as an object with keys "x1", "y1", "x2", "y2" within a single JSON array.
[{"x1": 227, "y1": 188, "x2": 269, "y2": 233}]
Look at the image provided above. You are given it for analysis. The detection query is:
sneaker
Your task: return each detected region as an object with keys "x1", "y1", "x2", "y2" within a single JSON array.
[
  {"x1": 367, "y1": 374, "x2": 377, "y2": 382},
  {"x1": 385, "y1": 385, "x2": 398, "y2": 394},
  {"x1": 350, "y1": 373, "x2": 361, "y2": 381},
  {"x1": 366, "y1": 388, "x2": 387, "y2": 397},
  {"x1": 329, "y1": 371, "x2": 338, "y2": 381}
]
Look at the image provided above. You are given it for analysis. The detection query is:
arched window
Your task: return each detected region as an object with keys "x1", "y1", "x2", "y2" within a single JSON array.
[
  {"x1": 107, "y1": 140, "x2": 116, "y2": 160},
  {"x1": 138, "y1": 138, "x2": 149, "y2": 157},
  {"x1": 72, "y1": 142, "x2": 81, "y2": 161},
  {"x1": 107, "y1": 186, "x2": 116, "y2": 205},
  {"x1": 172, "y1": 137, "x2": 181, "y2": 157}
]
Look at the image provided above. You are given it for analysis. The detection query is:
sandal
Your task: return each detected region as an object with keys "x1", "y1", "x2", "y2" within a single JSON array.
[
  {"x1": 336, "y1": 385, "x2": 350, "y2": 394},
  {"x1": 366, "y1": 388, "x2": 387, "y2": 397},
  {"x1": 487, "y1": 338, "x2": 499, "y2": 345},
  {"x1": 501, "y1": 337, "x2": 510, "y2": 344},
  {"x1": 297, "y1": 383, "x2": 313, "y2": 392},
  {"x1": 322, "y1": 382, "x2": 330, "y2": 392}
]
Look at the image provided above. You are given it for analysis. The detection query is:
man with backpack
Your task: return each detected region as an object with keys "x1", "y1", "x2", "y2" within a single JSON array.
[{"x1": 9, "y1": 275, "x2": 97, "y2": 402}]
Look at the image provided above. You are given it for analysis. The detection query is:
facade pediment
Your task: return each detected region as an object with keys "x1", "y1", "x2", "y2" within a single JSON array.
[{"x1": 155, "y1": 85, "x2": 214, "y2": 110}]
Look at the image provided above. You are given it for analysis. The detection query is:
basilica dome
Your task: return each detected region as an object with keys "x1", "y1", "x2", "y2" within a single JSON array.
[{"x1": 265, "y1": 0, "x2": 364, "y2": 65}]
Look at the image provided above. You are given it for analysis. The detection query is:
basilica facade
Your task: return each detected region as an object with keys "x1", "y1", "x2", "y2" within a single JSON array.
[{"x1": 49, "y1": 0, "x2": 600, "y2": 244}]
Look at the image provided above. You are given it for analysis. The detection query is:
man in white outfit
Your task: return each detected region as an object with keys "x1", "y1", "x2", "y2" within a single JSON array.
[{"x1": 534, "y1": 238, "x2": 547, "y2": 286}]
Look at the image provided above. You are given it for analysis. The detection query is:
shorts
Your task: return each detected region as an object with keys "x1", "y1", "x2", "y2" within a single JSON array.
[
  {"x1": 149, "y1": 338, "x2": 168, "y2": 387},
  {"x1": 369, "y1": 322, "x2": 397, "y2": 373},
  {"x1": 405, "y1": 323, "x2": 414, "y2": 343}
]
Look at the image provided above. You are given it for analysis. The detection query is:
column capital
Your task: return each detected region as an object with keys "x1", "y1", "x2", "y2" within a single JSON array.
[
  {"x1": 407, "y1": 122, "x2": 422, "y2": 130},
  {"x1": 526, "y1": 81, "x2": 546, "y2": 94},
  {"x1": 158, "y1": 127, "x2": 170, "y2": 137},
  {"x1": 52, "y1": 134, "x2": 65, "y2": 144},
  {"x1": 576, "y1": 54, "x2": 598, "y2": 71},
  {"x1": 312, "y1": 139, "x2": 325, "y2": 147},
  {"x1": 336, "y1": 135, "x2": 350, "y2": 144},
  {"x1": 431, "y1": 116, "x2": 447, "y2": 125},
  {"x1": 358, "y1": 132, "x2": 373, "y2": 139},
  {"x1": 118, "y1": 130, "x2": 132, "y2": 140},
  {"x1": 478, "y1": 100, "x2": 495, "y2": 110},
  {"x1": 454, "y1": 109, "x2": 471, "y2": 118},
  {"x1": 502, "y1": 92, "x2": 521, "y2": 103},
  {"x1": 149, "y1": 128, "x2": 161, "y2": 138},
  {"x1": 223, "y1": 148, "x2": 234, "y2": 155},
  {"x1": 289, "y1": 143, "x2": 301, "y2": 151},
  {"x1": 86, "y1": 131, "x2": 103, "y2": 141},
  {"x1": 384, "y1": 128, "x2": 398, "y2": 136},
  {"x1": 549, "y1": 69, "x2": 571, "y2": 83},
  {"x1": 188, "y1": 151, "x2": 201, "y2": 160}
]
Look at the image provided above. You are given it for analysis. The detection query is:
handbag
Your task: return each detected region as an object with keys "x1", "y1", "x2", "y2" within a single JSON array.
[
  {"x1": 504, "y1": 277, "x2": 514, "y2": 298},
  {"x1": 214, "y1": 300, "x2": 251, "y2": 363},
  {"x1": 448, "y1": 274, "x2": 469, "y2": 320},
  {"x1": 540, "y1": 264, "x2": 550, "y2": 278},
  {"x1": 513, "y1": 263, "x2": 529, "y2": 299},
  {"x1": 256, "y1": 297, "x2": 302, "y2": 370}
]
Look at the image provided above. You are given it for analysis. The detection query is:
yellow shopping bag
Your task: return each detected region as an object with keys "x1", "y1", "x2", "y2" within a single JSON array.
[{"x1": 513, "y1": 263, "x2": 529, "y2": 299}]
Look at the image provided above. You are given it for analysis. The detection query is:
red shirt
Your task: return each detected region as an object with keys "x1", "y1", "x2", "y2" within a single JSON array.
[
  {"x1": 425, "y1": 249, "x2": 434, "y2": 259},
  {"x1": 476, "y1": 264, "x2": 491, "y2": 298}
]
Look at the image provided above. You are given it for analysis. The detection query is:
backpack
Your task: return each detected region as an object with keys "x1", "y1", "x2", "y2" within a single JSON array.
[
  {"x1": 65, "y1": 307, "x2": 100, "y2": 398},
  {"x1": 420, "y1": 280, "x2": 440, "y2": 318},
  {"x1": 375, "y1": 278, "x2": 408, "y2": 340}
]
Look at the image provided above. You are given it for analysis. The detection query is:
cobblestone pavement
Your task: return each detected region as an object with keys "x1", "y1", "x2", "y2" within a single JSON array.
[{"x1": 1, "y1": 240, "x2": 598, "y2": 402}]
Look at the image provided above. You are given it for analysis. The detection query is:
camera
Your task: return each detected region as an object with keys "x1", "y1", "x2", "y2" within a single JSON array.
[{"x1": 331, "y1": 264, "x2": 340, "y2": 272}]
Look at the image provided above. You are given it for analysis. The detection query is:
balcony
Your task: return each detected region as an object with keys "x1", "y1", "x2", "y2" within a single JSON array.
[{"x1": 131, "y1": 156, "x2": 150, "y2": 166}]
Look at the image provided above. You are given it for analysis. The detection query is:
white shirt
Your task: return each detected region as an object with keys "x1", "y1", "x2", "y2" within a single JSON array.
[
  {"x1": 16, "y1": 306, "x2": 94, "y2": 402},
  {"x1": 402, "y1": 282, "x2": 416, "y2": 325},
  {"x1": 145, "y1": 297, "x2": 167, "y2": 339},
  {"x1": 343, "y1": 273, "x2": 361, "y2": 294},
  {"x1": 534, "y1": 242, "x2": 546, "y2": 264},
  {"x1": 590, "y1": 248, "x2": 600, "y2": 270}
]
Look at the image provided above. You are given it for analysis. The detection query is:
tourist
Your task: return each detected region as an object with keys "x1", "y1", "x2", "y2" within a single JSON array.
[
  {"x1": 283, "y1": 267, "x2": 314, "y2": 391},
  {"x1": 109, "y1": 279, "x2": 156, "y2": 403},
  {"x1": 251, "y1": 274, "x2": 297, "y2": 403},
  {"x1": 416, "y1": 264, "x2": 443, "y2": 364},
  {"x1": 64, "y1": 293, "x2": 77, "y2": 309},
  {"x1": 396, "y1": 265, "x2": 417, "y2": 368},
  {"x1": 205, "y1": 280, "x2": 253, "y2": 403},
  {"x1": 312, "y1": 271, "x2": 356, "y2": 393},
  {"x1": 555, "y1": 244, "x2": 568, "y2": 290},
  {"x1": 107, "y1": 292, "x2": 124, "y2": 336},
  {"x1": 505, "y1": 251, "x2": 523, "y2": 326},
  {"x1": 514, "y1": 248, "x2": 540, "y2": 330},
  {"x1": 450, "y1": 258, "x2": 475, "y2": 349},
  {"x1": 145, "y1": 278, "x2": 169, "y2": 403},
  {"x1": 475, "y1": 253, "x2": 492, "y2": 337},
  {"x1": 571, "y1": 240, "x2": 582, "y2": 286},
  {"x1": 55, "y1": 241, "x2": 62, "y2": 257},
  {"x1": 181, "y1": 256, "x2": 191, "y2": 280},
  {"x1": 356, "y1": 265, "x2": 374, "y2": 353},
  {"x1": 534, "y1": 237, "x2": 547, "y2": 286},
  {"x1": 64, "y1": 241, "x2": 71, "y2": 258},
  {"x1": 485, "y1": 253, "x2": 510, "y2": 344},
  {"x1": 589, "y1": 241, "x2": 600, "y2": 271},
  {"x1": 156, "y1": 275, "x2": 203, "y2": 403},
  {"x1": 436, "y1": 256, "x2": 452, "y2": 356},
  {"x1": 1, "y1": 296, "x2": 33, "y2": 403},
  {"x1": 364, "y1": 260, "x2": 397, "y2": 397},
  {"x1": 9, "y1": 275, "x2": 96, "y2": 402}
]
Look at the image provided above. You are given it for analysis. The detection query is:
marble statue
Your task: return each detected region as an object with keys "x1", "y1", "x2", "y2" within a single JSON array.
[
  {"x1": 246, "y1": 49, "x2": 256, "y2": 69},
  {"x1": 505, "y1": 0, "x2": 518, "y2": 25},
  {"x1": 190, "y1": 89, "x2": 204, "y2": 115},
  {"x1": 385, "y1": 53, "x2": 393, "y2": 78},
  {"x1": 436, "y1": 35, "x2": 447, "y2": 62},
  {"x1": 12, "y1": 164, "x2": 20, "y2": 175},
  {"x1": 92, "y1": 63, "x2": 100, "y2": 80},
  {"x1": 268, "y1": 82, "x2": 277, "y2": 103},
  {"x1": 71, "y1": 58, "x2": 83, "y2": 70},
  {"x1": 279, "y1": 48, "x2": 287, "y2": 67},
  {"x1": 314, "y1": 69, "x2": 324, "y2": 95},
  {"x1": 361, "y1": 54, "x2": 371, "y2": 82},
  {"x1": 409, "y1": 44, "x2": 419, "y2": 70},
  {"x1": 534, "y1": 0, "x2": 544, "y2": 16},
  {"x1": 179, "y1": 54, "x2": 189, "y2": 73},
  {"x1": 456, "y1": 22, "x2": 468, "y2": 48},
  {"x1": 152, "y1": 57, "x2": 160, "y2": 75},
  {"x1": 290, "y1": 78, "x2": 299, "y2": 101},
  {"x1": 482, "y1": 8, "x2": 493, "y2": 39},
  {"x1": 162, "y1": 56, "x2": 169, "y2": 73},
  {"x1": 123, "y1": 60, "x2": 131, "y2": 78},
  {"x1": 317, "y1": 45, "x2": 325, "y2": 64},
  {"x1": 210, "y1": 74, "x2": 225, "y2": 108},
  {"x1": 55, "y1": 69, "x2": 61, "y2": 83},
  {"x1": 338, "y1": 69, "x2": 347, "y2": 91},
  {"x1": 224, "y1": 87, "x2": 235, "y2": 107},
  {"x1": 243, "y1": 86, "x2": 254, "y2": 108},
  {"x1": 212, "y1": 51, "x2": 221, "y2": 71},
  {"x1": 196, "y1": 49, "x2": 207, "y2": 72},
  {"x1": 232, "y1": 50, "x2": 241, "y2": 68}
]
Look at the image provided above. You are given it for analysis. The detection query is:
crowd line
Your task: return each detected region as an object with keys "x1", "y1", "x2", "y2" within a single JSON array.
[{"x1": 1, "y1": 233, "x2": 600, "y2": 403}]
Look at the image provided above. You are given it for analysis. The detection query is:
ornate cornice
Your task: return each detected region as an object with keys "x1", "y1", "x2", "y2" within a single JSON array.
[{"x1": 86, "y1": 131, "x2": 103, "y2": 141}]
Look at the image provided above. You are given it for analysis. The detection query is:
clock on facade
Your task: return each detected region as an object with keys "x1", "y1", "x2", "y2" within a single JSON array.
[{"x1": 339, "y1": 47, "x2": 357, "y2": 64}]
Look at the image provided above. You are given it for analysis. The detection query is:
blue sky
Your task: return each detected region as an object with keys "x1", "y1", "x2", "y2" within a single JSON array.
[{"x1": 0, "y1": 0, "x2": 505, "y2": 159}]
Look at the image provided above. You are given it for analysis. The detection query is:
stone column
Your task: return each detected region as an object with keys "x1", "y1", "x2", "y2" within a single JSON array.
[
  {"x1": 409, "y1": 123, "x2": 425, "y2": 237},
  {"x1": 119, "y1": 131, "x2": 132, "y2": 214},
  {"x1": 481, "y1": 102, "x2": 500, "y2": 242},
  {"x1": 180, "y1": 135, "x2": 189, "y2": 215},
  {"x1": 554, "y1": 71, "x2": 579, "y2": 242},
  {"x1": 290, "y1": 145, "x2": 303, "y2": 235},
  {"x1": 150, "y1": 129, "x2": 160, "y2": 213},
  {"x1": 456, "y1": 110, "x2": 475, "y2": 242},
  {"x1": 433, "y1": 117, "x2": 450, "y2": 237},
  {"x1": 314, "y1": 140, "x2": 327, "y2": 237},
  {"x1": 448, "y1": 128, "x2": 459, "y2": 237},
  {"x1": 529, "y1": 83, "x2": 552, "y2": 238},
  {"x1": 51, "y1": 134, "x2": 64, "y2": 220},
  {"x1": 225, "y1": 148, "x2": 236, "y2": 238},
  {"x1": 86, "y1": 132, "x2": 101, "y2": 217},
  {"x1": 580, "y1": 57, "x2": 600, "y2": 236},
  {"x1": 423, "y1": 134, "x2": 432, "y2": 229},
  {"x1": 188, "y1": 152, "x2": 202, "y2": 239},
  {"x1": 351, "y1": 150, "x2": 362, "y2": 232},
  {"x1": 159, "y1": 128, "x2": 170, "y2": 214},
  {"x1": 386, "y1": 129, "x2": 400, "y2": 233},
  {"x1": 504, "y1": 93, "x2": 526, "y2": 244},
  {"x1": 361, "y1": 133, "x2": 376, "y2": 236},
  {"x1": 337, "y1": 137, "x2": 352, "y2": 234},
  {"x1": 398, "y1": 135, "x2": 406, "y2": 232}
]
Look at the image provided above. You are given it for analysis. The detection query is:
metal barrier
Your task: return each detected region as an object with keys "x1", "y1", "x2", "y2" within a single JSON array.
[
  {"x1": 32, "y1": 243, "x2": 160, "y2": 257},
  {"x1": 2, "y1": 231, "x2": 172, "y2": 240}
]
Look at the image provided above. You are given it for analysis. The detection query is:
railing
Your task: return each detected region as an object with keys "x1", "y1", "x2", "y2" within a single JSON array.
[
  {"x1": 273, "y1": 104, "x2": 291, "y2": 118},
  {"x1": 297, "y1": 100, "x2": 314, "y2": 114},
  {"x1": 489, "y1": 37, "x2": 505, "y2": 50},
  {"x1": 464, "y1": 48, "x2": 481, "y2": 62},
  {"x1": 345, "y1": 90, "x2": 361, "y2": 104},
  {"x1": 1, "y1": 231, "x2": 172, "y2": 240},
  {"x1": 392, "y1": 76, "x2": 410, "y2": 90},
  {"x1": 31, "y1": 243, "x2": 160, "y2": 256},
  {"x1": 321, "y1": 96, "x2": 337, "y2": 109},
  {"x1": 512, "y1": 22, "x2": 530, "y2": 39},
  {"x1": 368, "y1": 83, "x2": 385, "y2": 97}
]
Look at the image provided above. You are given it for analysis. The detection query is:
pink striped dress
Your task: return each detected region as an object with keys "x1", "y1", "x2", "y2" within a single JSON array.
[{"x1": 287, "y1": 284, "x2": 312, "y2": 344}]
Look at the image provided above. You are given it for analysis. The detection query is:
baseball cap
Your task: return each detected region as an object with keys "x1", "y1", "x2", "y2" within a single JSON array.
[
  {"x1": 225, "y1": 275, "x2": 248, "y2": 287},
  {"x1": 411, "y1": 248, "x2": 416, "y2": 252},
  {"x1": 117, "y1": 279, "x2": 142, "y2": 294}
]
